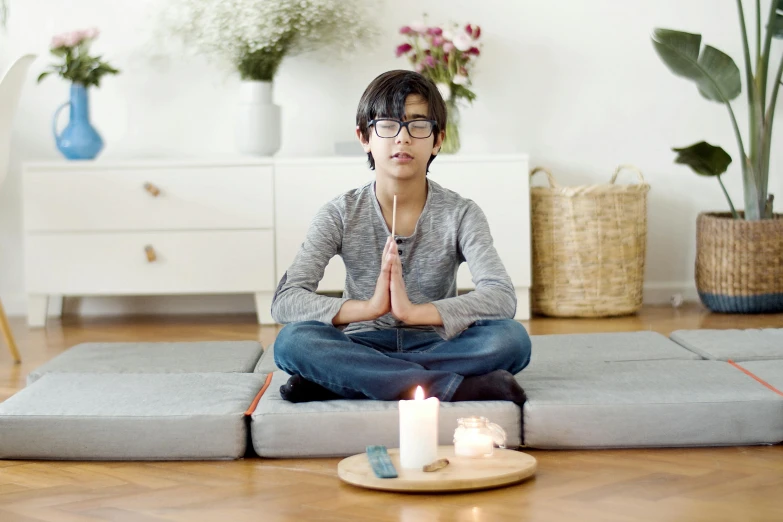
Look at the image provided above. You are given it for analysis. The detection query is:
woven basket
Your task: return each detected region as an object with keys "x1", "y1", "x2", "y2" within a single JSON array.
[
  {"x1": 695, "y1": 212, "x2": 783, "y2": 313},
  {"x1": 530, "y1": 165, "x2": 650, "y2": 317}
]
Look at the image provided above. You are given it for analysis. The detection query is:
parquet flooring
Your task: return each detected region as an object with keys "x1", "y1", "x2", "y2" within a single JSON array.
[{"x1": 1, "y1": 304, "x2": 782, "y2": 521}]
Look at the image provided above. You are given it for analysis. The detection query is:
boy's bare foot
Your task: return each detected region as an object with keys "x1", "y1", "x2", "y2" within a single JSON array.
[
  {"x1": 279, "y1": 374, "x2": 343, "y2": 403},
  {"x1": 451, "y1": 370, "x2": 527, "y2": 405}
]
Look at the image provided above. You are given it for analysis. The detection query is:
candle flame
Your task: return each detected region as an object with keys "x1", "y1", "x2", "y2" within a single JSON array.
[{"x1": 414, "y1": 386, "x2": 424, "y2": 400}]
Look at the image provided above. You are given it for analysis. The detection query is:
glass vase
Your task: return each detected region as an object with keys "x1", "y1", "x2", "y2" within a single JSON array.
[{"x1": 440, "y1": 98, "x2": 461, "y2": 154}]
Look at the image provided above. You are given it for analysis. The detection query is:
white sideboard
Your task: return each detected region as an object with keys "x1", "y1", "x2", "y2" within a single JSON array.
[{"x1": 22, "y1": 154, "x2": 530, "y2": 326}]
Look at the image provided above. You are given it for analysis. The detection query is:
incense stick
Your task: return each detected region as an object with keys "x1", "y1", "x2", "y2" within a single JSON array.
[{"x1": 392, "y1": 194, "x2": 397, "y2": 238}]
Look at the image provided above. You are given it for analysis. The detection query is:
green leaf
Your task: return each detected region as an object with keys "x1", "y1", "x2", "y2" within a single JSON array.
[
  {"x1": 672, "y1": 141, "x2": 733, "y2": 176},
  {"x1": 452, "y1": 84, "x2": 476, "y2": 103},
  {"x1": 97, "y1": 62, "x2": 120, "y2": 75},
  {"x1": 651, "y1": 29, "x2": 741, "y2": 103},
  {"x1": 36, "y1": 71, "x2": 51, "y2": 83}
]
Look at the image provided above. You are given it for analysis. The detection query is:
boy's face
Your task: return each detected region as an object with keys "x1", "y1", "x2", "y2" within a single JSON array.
[{"x1": 357, "y1": 94, "x2": 444, "y2": 181}]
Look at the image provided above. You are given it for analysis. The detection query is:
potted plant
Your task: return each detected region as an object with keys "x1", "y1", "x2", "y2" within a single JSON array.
[
  {"x1": 37, "y1": 28, "x2": 120, "y2": 160},
  {"x1": 395, "y1": 18, "x2": 483, "y2": 154},
  {"x1": 160, "y1": 0, "x2": 375, "y2": 156},
  {"x1": 651, "y1": 1, "x2": 783, "y2": 313}
]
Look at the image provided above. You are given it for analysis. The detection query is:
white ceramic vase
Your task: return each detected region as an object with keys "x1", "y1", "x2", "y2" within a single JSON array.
[{"x1": 235, "y1": 80, "x2": 281, "y2": 156}]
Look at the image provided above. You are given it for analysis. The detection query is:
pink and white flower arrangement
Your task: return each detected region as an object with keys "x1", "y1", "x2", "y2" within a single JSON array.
[
  {"x1": 37, "y1": 27, "x2": 120, "y2": 88},
  {"x1": 396, "y1": 19, "x2": 482, "y2": 104},
  {"x1": 49, "y1": 27, "x2": 99, "y2": 49}
]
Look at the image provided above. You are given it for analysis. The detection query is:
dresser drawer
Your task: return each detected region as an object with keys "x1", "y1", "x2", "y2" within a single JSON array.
[
  {"x1": 24, "y1": 230, "x2": 275, "y2": 294},
  {"x1": 23, "y1": 166, "x2": 273, "y2": 232}
]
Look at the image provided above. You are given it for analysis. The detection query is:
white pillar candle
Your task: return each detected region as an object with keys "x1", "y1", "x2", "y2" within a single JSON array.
[
  {"x1": 454, "y1": 432, "x2": 494, "y2": 458},
  {"x1": 399, "y1": 386, "x2": 439, "y2": 469}
]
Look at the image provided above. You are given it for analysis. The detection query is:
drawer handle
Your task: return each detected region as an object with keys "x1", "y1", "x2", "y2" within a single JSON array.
[
  {"x1": 143, "y1": 182, "x2": 161, "y2": 197},
  {"x1": 144, "y1": 245, "x2": 157, "y2": 262}
]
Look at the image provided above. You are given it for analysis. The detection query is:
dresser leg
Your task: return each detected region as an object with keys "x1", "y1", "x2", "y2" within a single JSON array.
[
  {"x1": 0, "y1": 298, "x2": 21, "y2": 363},
  {"x1": 48, "y1": 295, "x2": 65, "y2": 319},
  {"x1": 254, "y1": 292, "x2": 275, "y2": 325},
  {"x1": 514, "y1": 288, "x2": 530, "y2": 321},
  {"x1": 27, "y1": 295, "x2": 49, "y2": 328}
]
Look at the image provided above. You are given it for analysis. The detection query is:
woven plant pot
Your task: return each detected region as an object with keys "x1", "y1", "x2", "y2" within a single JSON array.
[
  {"x1": 530, "y1": 165, "x2": 650, "y2": 317},
  {"x1": 695, "y1": 212, "x2": 783, "y2": 313}
]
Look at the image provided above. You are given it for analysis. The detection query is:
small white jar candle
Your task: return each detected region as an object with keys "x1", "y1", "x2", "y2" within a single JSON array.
[
  {"x1": 453, "y1": 415, "x2": 505, "y2": 458},
  {"x1": 454, "y1": 432, "x2": 494, "y2": 457}
]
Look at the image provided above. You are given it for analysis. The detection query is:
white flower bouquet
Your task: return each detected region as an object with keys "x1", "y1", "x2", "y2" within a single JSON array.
[{"x1": 161, "y1": 0, "x2": 376, "y2": 81}]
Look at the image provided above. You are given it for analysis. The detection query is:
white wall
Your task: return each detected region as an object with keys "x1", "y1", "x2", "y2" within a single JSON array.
[{"x1": 1, "y1": 0, "x2": 782, "y2": 317}]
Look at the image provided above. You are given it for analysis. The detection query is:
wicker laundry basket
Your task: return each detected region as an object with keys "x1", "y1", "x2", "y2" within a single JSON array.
[{"x1": 530, "y1": 165, "x2": 650, "y2": 317}]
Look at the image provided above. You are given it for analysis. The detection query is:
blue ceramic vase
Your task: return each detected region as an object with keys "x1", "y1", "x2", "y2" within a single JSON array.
[{"x1": 52, "y1": 83, "x2": 103, "y2": 160}]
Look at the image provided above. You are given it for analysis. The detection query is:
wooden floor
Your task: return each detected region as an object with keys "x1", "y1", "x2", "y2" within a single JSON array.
[{"x1": 1, "y1": 303, "x2": 782, "y2": 521}]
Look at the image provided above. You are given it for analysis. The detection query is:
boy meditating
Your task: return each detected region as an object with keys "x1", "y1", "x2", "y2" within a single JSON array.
[{"x1": 271, "y1": 69, "x2": 531, "y2": 404}]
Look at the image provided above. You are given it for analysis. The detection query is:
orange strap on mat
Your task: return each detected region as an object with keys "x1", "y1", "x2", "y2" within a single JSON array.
[
  {"x1": 728, "y1": 360, "x2": 783, "y2": 397},
  {"x1": 245, "y1": 373, "x2": 274, "y2": 416}
]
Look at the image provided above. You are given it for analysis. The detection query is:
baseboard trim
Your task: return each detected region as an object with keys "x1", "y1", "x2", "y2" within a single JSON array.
[
  {"x1": 642, "y1": 282, "x2": 700, "y2": 306},
  {"x1": 1, "y1": 282, "x2": 700, "y2": 319},
  {"x1": 1, "y1": 293, "x2": 257, "y2": 318}
]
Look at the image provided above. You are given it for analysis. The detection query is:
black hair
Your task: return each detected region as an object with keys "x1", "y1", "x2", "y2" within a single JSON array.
[{"x1": 356, "y1": 69, "x2": 447, "y2": 171}]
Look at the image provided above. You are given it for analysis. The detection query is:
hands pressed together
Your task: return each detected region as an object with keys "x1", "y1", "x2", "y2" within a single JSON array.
[{"x1": 367, "y1": 236, "x2": 415, "y2": 322}]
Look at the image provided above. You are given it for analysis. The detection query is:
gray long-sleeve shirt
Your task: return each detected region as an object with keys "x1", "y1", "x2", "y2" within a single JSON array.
[{"x1": 270, "y1": 179, "x2": 517, "y2": 340}]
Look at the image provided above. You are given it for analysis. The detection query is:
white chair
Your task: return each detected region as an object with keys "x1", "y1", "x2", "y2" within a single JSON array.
[{"x1": 0, "y1": 53, "x2": 36, "y2": 363}]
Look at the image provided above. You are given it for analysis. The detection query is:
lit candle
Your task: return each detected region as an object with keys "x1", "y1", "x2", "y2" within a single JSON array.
[
  {"x1": 454, "y1": 432, "x2": 494, "y2": 458},
  {"x1": 399, "y1": 385, "x2": 439, "y2": 469}
]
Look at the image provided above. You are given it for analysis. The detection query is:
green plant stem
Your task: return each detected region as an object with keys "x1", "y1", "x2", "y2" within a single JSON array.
[
  {"x1": 725, "y1": 102, "x2": 748, "y2": 174},
  {"x1": 743, "y1": 157, "x2": 764, "y2": 220},
  {"x1": 759, "y1": 0, "x2": 778, "y2": 111},
  {"x1": 755, "y1": 0, "x2": 761, "y2": 70},
  {"x1": 705, "y1": 42, "x2": 759, "y2": 219},
  {"x1": 744, "y1": 0, "x2": 780, "y2": 221},
  {"x1": 737, "y1": 1, "x2": 756, "y2": 108},
  {"x1": 761, "y1": 51, "x2": 783, "y2": 216},
  {"x1": 765, "y1": 52, "x2": 783, "y2": 125},
  {"x1": 703, "y1": 74, "x2": 756, "y2": 218},
  {"x1": 737, "y1": 0, "x2": 762, "y2": 217},
  {"x1": 717, "y1": 174, "x2": 740, "y2": 219}
]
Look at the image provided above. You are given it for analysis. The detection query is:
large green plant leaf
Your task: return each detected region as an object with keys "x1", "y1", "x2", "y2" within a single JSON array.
[
  {"x1": 672, "y1": 141, "x2": 733, "y2": 176},
  {"x1": 651, "y1": 29, "x2": 741, "y2": 102}
]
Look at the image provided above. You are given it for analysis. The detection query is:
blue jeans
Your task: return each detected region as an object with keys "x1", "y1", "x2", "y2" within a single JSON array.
[{"x1": 273, "y1": 319, "x2": 531, "y2": 401}]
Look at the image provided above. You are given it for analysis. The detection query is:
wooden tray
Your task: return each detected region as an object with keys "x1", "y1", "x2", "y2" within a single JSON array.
[{"x1": 337, "y1": 446, "x2": 537, "y2": 493}]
